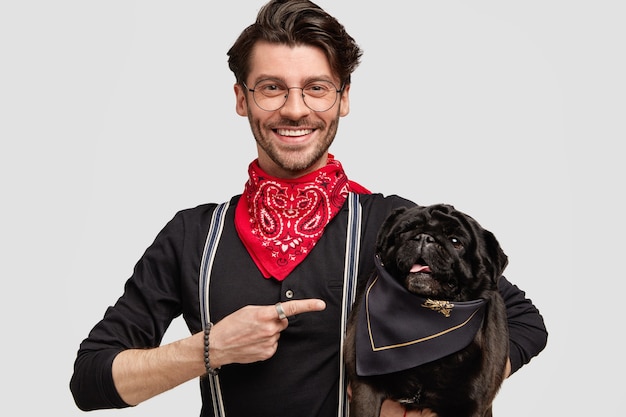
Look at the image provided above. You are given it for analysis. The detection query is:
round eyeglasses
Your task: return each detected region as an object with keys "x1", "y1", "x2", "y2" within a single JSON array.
[{"x1": 243, "y1": 79, "x2": 343, "y2": 112}]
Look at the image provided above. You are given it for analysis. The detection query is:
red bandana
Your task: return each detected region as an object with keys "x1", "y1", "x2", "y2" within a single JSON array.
[{"x1": 235, "y1": 155, "x2": 370, "y2": 281}]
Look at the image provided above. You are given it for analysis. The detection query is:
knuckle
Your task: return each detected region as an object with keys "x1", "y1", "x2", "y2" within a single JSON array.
[{"x1": 284, "y1": 302, "x2": 299, "y2": 316}]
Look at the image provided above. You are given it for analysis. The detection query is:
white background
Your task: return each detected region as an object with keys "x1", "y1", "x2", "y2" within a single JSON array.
[{"x1": 1, "y1": 0, "x2": 623, "y2": 415}]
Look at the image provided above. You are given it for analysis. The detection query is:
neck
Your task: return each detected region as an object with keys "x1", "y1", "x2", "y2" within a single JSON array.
[{"x1": 256, "y1": 153, "x2": 329, "y2": 179}]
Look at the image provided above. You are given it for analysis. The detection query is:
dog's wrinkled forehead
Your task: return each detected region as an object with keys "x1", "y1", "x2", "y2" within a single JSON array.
[
  {"x1": 418, "y1": 205, "x2": 463, "y2": 231},
  {"x1": 395, "y1": 204, "x2": 470, "y2": 236}
]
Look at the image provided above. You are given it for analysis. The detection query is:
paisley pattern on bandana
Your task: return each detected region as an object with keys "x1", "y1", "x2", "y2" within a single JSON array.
[{"x1": 235, "y1": 155, "x2": 370, "y2": 281}]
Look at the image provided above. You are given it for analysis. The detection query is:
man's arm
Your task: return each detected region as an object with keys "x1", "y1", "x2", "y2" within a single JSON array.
[
  {"x1": 111, "y1": 333, "x2": 206, "y2": 406},
  {"x1": 111, "y1": 299, "x2": 326, "y2": 406}
]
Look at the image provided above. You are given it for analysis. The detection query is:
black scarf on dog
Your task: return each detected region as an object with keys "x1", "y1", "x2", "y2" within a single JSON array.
[{"x1": 356, "y1": 256, "x2": 486, "y2": 376}]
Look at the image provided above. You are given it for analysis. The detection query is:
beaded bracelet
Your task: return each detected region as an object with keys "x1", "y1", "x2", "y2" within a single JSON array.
[{"x1": 203, "y1": 322, "x2": 219, "y2": 376}]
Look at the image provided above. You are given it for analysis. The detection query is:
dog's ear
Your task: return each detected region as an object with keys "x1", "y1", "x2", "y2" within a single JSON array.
[
  {"x1": 375, "y1": 206, "x2": 410, "y2": 254},
  {"x1": 482, "y1": 229, "x2": 509, "y2": 282}
]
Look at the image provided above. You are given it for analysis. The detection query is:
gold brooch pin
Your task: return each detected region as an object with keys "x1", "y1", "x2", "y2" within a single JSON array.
[{"x1": 421, "y1": 299, "x2": 455, "y2": 317}]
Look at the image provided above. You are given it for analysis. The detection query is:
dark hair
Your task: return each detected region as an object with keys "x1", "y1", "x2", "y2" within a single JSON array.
[{"x1": 227, "y1": 0, "x2": 362, "y2": 87}]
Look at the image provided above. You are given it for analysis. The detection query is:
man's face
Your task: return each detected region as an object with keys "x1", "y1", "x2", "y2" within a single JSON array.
[{"x1": 235, "y1": 41, "x2": 350, "y2": 179}]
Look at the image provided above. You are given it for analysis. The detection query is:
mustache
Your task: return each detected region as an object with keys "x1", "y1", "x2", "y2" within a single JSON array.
[{"x1": 267, "y1": 119, "x2": 324, "y2": 129}]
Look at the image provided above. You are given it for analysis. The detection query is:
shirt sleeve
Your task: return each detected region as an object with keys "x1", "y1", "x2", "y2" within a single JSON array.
[
  {"x1": 498, "y1": 276, "x2": 548, "y2": 374},
  {"x1": 69, "y1": 210, "x2": 187, "y2": 411}
]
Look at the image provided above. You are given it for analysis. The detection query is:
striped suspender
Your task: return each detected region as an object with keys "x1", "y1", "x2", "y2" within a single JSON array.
[
  {"x1": 338, "y1": 192, "x2": 362, "y2": 417},
  {"x1": 199, "y1": 201, "x2": 229, "y2": 417},
  {"x1": 198, "y1": 194, "x2": 362, "y2": 417}
]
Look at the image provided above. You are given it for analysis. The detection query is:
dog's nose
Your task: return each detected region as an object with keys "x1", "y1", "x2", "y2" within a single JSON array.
[
  {"x1": 413, "y1": 234, "x2": 435, "y2": 244},
  {"x1": 412, "y1": 234, "x2": 435, "y2": 251}
]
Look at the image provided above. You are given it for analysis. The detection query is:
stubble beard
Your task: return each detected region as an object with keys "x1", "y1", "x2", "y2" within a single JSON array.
[{"x1": 248, "y1": 111, "x2": 340, "y2": 175}]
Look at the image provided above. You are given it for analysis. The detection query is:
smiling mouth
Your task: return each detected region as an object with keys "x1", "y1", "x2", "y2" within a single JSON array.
[{"x1": 276, "y1": 128, "x2": 313, "y2": 136}]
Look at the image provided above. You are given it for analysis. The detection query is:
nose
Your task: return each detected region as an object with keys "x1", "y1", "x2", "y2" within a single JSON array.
[
  {"x1": 279, "y1": 87, "x2": 311, "y2": 119},
  {"x1": 413, "y1": 234, "x2": 435, "y2": 249}
]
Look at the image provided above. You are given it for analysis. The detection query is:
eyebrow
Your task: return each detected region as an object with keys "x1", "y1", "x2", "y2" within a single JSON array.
[{"x1": 252, "y1": 75, "x2": 337, "y2": 85}]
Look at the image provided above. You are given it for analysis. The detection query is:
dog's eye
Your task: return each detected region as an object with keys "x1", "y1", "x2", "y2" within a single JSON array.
[{"x1": 450, "y1": 237, "x2": 463, "y2": 248}]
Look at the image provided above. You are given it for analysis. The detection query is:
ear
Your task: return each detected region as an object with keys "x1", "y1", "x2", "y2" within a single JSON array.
[
  {"x1": 234, "y1": 83, "x2": 248, "y2": 116},
  {"x1": 375, "y1": 206, "x2": 409, "y2": 254},
  {"x1": 482, "y1": 229, "x2": 509, "y2": 281},
  {"x1": 338, "y1": 83, "x2": 350, "y2": 117}
]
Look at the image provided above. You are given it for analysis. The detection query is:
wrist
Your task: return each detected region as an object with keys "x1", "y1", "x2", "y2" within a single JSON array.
[{"x1": 203, "y1": 323, "x2": 220, "y2": 376}]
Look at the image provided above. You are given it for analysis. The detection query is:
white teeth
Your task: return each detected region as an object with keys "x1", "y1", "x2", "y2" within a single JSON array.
[{"x1": 277, "y1": 128, "x2": 312, "y2": 136}]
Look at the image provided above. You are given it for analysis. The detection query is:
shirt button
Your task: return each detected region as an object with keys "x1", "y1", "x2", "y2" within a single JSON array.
[{"x1": 285, "y1": 290, "x2": 294, "y2": 299}]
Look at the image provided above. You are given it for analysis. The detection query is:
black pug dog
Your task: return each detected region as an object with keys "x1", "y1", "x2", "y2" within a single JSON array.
[{"x1": 345, "y1": 204, "x2": 509, "y2": 417}]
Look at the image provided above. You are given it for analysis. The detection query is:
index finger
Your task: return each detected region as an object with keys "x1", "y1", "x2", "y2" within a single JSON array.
[{"x1": 279, "y1": 298, "x2": 326, "y2": 318}]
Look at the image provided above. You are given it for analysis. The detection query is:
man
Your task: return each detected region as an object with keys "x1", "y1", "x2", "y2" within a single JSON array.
[{"x1": 70, "y1": 1, "x2": 547, "y2": 416}]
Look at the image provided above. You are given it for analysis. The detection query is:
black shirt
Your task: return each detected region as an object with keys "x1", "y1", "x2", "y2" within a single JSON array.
[{"x1": 70, "y1": 193, "x2": 548, "y2": 416}]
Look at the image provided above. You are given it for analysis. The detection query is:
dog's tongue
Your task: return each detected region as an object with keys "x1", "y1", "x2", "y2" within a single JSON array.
[{"x1": 410, "y1": 264, "x2": 431, "y2": 273}]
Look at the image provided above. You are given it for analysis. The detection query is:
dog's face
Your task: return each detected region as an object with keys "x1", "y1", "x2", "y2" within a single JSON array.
[{"x1": 376, "y1": 204, "x2": 508, "y2": 301}]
